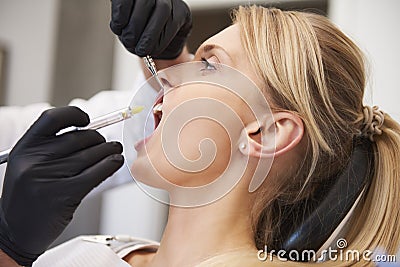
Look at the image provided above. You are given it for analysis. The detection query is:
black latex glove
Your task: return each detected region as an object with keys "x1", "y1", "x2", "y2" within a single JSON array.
[
  {"x1": 110, "y1": 0, "x2": 192, "y2": 59},
  {"x1": 0, "y1": 106, "x2": 124, "y2": 266}
]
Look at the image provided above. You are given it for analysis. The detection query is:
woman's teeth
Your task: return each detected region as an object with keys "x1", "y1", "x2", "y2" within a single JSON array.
[
  {"x1": 153, "y1": 103, "x2": 163, "y2": 113},
  {"x1": 153, "y1": 103, "x2": 163, "y2": 125}
]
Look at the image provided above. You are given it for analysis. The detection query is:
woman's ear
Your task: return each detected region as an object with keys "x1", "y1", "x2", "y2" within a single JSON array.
[{"x1": 239, "y1": 112, "x2": 304, "y2": 158}]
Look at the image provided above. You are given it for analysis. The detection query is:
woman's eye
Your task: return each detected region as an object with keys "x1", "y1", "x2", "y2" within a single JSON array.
[
  {"x1": 249, "y1": 128, "x2": 261, "y2": 136},
  {"x1": 201, "y1": 57, "x2": 217, "y2": 71}
]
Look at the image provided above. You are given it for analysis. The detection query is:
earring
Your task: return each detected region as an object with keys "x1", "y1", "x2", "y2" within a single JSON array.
[{"x1": 239, "y1": 143, "x2": 247, "y2": 150}]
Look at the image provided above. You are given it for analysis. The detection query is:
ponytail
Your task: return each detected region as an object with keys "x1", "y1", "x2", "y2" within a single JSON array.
[{"x1": 344, "y1": 114, "x2": 400, "y2": 262}]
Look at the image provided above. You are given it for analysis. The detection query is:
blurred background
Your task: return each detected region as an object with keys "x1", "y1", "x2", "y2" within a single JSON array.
[{"x1": 0, "y1": 0, "x2": 399, "y2": 246}]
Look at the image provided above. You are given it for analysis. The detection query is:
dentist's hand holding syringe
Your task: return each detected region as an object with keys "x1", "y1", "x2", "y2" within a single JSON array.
[
  {"x1": 0, "y1": 106, "x2": 144, "y2": 165},
  {"x1": 0, "y1": 106, "x2": 138, "y2": 266}
]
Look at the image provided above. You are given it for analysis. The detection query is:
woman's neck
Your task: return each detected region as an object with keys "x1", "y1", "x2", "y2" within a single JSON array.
[{"x1": 148, "y1": 191, "x2": 255, "y2": 267}]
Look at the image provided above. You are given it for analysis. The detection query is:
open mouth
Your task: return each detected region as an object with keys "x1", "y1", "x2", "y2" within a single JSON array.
[
  {"x1": 133, "y1": 93, "x2": 164, "y2": 151},
  {"x1": 152, "y1": 94, "x2": 163, "y2": 130}
]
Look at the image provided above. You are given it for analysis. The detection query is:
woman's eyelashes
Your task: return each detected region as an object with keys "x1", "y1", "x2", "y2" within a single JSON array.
[
  {"x1": 249, "y1": 128, "x2": 262, "y2": 136},
  {"x1": 201, "y1": 57, "x2": 217, "y2": 71}
]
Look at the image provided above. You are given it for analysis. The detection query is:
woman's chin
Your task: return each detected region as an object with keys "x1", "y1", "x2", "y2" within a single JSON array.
[
  {"x1": 130, "y1": 159, "x2": 146, "y2": 183},
  {"x1": 130, "y1": 158, "x2": 164, "y2": 189}
]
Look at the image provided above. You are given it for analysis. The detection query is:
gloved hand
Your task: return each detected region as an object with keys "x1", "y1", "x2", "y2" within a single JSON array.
[
  {"x1": 0, "y1": 106, "x2": 124, "y2": 266},
  {"x1": 110, "y1": 0, "x2": 192, "y2": 59}
]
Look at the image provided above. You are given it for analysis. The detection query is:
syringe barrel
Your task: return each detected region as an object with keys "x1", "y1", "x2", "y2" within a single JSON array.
[{"x1": 79, "y1": 108, "x2": 130, "y2": 131}]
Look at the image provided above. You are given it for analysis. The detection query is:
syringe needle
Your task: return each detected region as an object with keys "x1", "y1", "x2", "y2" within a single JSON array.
[{"x1": 144, "y1": 55, "x2": 165, "y2": 91}]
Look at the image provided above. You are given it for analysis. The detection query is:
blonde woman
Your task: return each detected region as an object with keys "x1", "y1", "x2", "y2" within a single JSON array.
[
  {"x1": 126, "y1": 6, "x2": 400, "y2": 266},
  {"x1": 24, "y1": 3, "x2": 400, "y2": 267}
]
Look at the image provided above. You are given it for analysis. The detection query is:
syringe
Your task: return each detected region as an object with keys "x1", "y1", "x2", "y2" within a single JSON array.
[
  {"x1": 0, "y1": 106, "x2": 144, "y2": 165},
  {"x1": 0, "y1": 149, "x2": 11, "y2": 165},
  {"x1": 61, "y1": 106, "x2": 144, "y2": 133}
]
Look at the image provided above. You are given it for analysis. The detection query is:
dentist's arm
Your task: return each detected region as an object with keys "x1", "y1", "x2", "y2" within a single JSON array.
[
  {"x1": 0, "y1": 107, "x2": 124, "y2": 266},
  {"x1": 0, "y1": 250, "x2": 18, "y2": 267}
]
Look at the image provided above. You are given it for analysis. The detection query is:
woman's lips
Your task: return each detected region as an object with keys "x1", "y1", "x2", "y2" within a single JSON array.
[
  {"x1": 134, "y1": 133, "x2": 153, "y2": 151},
  {"x1": 134, "y1": 91, "x2": 164, "y2": 152}
]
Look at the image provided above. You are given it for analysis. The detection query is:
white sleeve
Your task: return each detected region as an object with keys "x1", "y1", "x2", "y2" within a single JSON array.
[
  {"x1": 0, "y1": 103, "x2": 52, "y2": 150},
  {"x1": 0, "y1": 103, "x2": 52, "y2": 194}
]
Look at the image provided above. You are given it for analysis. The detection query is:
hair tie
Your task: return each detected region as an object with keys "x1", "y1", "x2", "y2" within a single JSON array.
[{"x1": 361, "y1": 105, "x2": 385, "y2": 141}]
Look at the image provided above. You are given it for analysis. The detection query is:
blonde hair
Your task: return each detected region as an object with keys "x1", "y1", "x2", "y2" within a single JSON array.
[{"x1": 198, "y1": 6, "x2": 400, "y2": 267}]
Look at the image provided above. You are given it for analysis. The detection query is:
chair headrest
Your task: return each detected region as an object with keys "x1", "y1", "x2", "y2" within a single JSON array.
[{"x1": 279, "y1": 139, "x2": 373, "y2": 260}]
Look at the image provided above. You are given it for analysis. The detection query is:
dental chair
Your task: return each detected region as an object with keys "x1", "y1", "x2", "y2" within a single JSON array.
[{"x1": 278, "y1": 139, "x2": 373, "y2": 261}]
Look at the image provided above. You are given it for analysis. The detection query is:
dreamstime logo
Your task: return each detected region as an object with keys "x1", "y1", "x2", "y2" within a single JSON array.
[
  {"x1": 257, "y1": 238, "x2": 397, "y2": 263},
  {"x1": 337, "y1": 238, "x2": 347, "y2": 249},
  {"x1": 123, "y1": 62, "x2": 275, "y2": 207}
]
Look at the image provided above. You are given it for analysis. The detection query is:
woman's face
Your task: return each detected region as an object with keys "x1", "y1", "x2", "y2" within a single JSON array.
[{"x1": 131, "y1": 24, "x2": 265, "y2": 191}]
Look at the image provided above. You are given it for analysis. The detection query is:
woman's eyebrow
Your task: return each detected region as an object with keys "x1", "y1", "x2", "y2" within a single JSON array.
[
  {"x1": 198, "y1": 44, "x2": 233, "y2": 61},
  {"x1": 202, "y1": 44, "x2": 217, "y2": 53}
]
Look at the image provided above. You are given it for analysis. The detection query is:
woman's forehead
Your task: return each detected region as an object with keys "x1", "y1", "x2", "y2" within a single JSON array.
[{"x1": 196, "y1": 25, "x2": 241, "y2": 60}]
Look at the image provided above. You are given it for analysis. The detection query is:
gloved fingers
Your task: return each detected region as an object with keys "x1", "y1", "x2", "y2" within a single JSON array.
[
  {"x1": 172, "y1": 0, "x2": 192, "y2": 37},
  {"x1": 135, "y1": 1, "x2": 171, "y2": 56},
  {"x1": 151, "y1": 16, "x2": 180, "y2": 56},
  {"x1": 52, "y1": 130, "x2": 106, "y2": 156},
  {"x1": 119, "y1": 0, "x2": 157, "y2": 54},
  {"x1": 63, "y1": 141, "x2": 123, "y2": 175},
  {"x1": 28, "y1": 106, "x2": 89, "y2": 137},
  {"x1": 69, "y1": 154, "x2": 125, "y2": 199},
  {"x1": 110, "y1": 0, "x2": 135, "y2": 35},
  {"x1": 35, "y1": 141, "x2": 123, "y2": 178}
]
